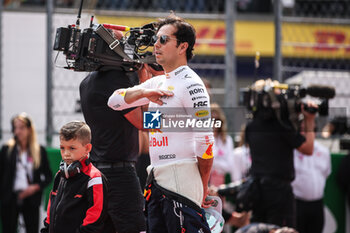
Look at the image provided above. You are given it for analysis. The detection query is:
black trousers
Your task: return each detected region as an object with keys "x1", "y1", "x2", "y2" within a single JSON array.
[
  {"x1": 295, "y1": 198, "x2": 324, "y2": 233},
  {"x1": 96, "y1": 165, "x2": 146, "y2": 233},
  {"x1": 251, "y1": 177, "x2": 296, "y2": 228},
  {"x1": 0, "y1": 193, "x2": 39, "y2": 233},
  {"x1": 136, "y1": 153, "x2": 150, "y2": 189}
]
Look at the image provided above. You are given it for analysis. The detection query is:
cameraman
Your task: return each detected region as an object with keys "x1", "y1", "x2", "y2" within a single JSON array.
[
  {"x1": 245, "y1": 80, "x2": 317, "y2": 228},
  {"x1": 79, "y1": 29, "x2": 147, "y2": 233}
]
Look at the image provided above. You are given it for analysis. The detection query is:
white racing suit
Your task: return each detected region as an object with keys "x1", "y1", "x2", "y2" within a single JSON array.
[{"x1": 108, "y1": 65, "x2": 214, "y2": 207}]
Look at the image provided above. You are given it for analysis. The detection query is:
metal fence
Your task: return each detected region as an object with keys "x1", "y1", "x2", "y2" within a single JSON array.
[
  {"x1": 281, "y1": 0, "x2": 350, "y2": 80},
  {"x1": 4, "y1": 0, "x2": 273, "y2": 13},
  {"x1": 280, "y1": 0, "x2": 350, "y2": 128}
]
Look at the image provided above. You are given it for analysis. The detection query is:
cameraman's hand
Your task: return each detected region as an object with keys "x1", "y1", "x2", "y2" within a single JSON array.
[
  {"x1": 301, "y1": 101, "x2": 317, "y2": 120},
  {"x1": 138, "y1": 64, "x2": 165, "y2": 83}
]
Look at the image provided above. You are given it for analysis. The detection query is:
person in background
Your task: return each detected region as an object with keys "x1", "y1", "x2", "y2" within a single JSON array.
[
  {"x1": 232, "y1": 124, "x2": 251, "y2": 182},
  {"x1": 210, "y1": 102, "x2": 235, "y2": 186},
  {"x1": 0, "y1": 112, "x2": 52, "y2": 233},
  {"x1": 336, "y1": 152, "x2": 350, "y2": 209},
  {"x1": 245, "y1": 79, "x2": 317, "y2": 227},
  {"x1": 202, "y1": 78, "x2": 213, "y2": 99},
  {"x1": 292, "y1": 123, "x2": 331, "y2": 233}
]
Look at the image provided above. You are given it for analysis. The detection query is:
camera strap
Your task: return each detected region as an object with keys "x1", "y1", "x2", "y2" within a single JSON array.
[
  {"x1": 267, "y1": 90, "x2": 285, "y2": 127},
  {"x1": 95, "y1": 25, "x2": 133, "y2": 62},
  {"x1": 268, "y1": 90, "x2": 296, "y2": 131}
]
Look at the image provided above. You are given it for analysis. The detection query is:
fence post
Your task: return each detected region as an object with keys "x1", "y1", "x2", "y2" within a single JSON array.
[
  {"x1": 46, "y1": 0, "x2": 54, "y2": 146},
  {"x1": 274, "y1": 0, "x2": 282, "y2": 82},
  {"x1": 224, "y1": 0, "x2": 237, "y2": 108}
]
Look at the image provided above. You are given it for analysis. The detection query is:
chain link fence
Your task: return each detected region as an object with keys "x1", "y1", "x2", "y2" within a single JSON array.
[
  {"x1": 281, "y1": 0, "x2": 350, "y2": 131},
  {"x1": 282, "y1": 0, "x2": 350, "y2": 80},
  {"x1": 3, "y1": 0, "x2": 273, "y2": 13}
]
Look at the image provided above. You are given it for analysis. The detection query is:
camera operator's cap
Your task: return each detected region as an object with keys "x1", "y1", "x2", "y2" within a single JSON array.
[{"x1": 204, "y1": 208, "x2": 225, "y2": 233}]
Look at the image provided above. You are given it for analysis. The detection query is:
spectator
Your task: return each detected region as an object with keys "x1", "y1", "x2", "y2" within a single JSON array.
[
  {"x1": 292, "y1": 136, "x2": 331, "y2": 233},
  {"x1": 232, "y1": 124, "x2": 251, "y2": 182},
  {"x1": 336, "y1": 152, "x2": 350, "y2": 209},
  {"x1": 210, "y1": 102, "x2": 235, "y2": 186},
  {"x1": 0, "y1": 113, "x2": 52, "y2": 233},
  {"x1": 202, "y1": 78, "x2": 213, "y2": 99}
]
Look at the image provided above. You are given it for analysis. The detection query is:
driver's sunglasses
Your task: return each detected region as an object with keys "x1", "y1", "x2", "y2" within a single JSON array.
[{"x1": 152, "y1": 35, "x2": 179, "y2": 45}]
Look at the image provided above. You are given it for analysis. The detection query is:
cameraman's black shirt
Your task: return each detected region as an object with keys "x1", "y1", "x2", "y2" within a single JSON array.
[
  {"x1": 245, "y1": 117, "x2": 305, "y2": 181},
  {"x1": 79, "y1": 70, "x2": 139, "y2": 162}
]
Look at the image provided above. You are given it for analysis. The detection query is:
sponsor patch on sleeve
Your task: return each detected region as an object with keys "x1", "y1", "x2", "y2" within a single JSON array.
[
  {"x1": 115, "y1": 89, "x2": 126, "y2": 97},
  {"x1": 195, "y1": 110, "x2": 209, "y2": 117},
  {"x1": 202, "y1": 143, "x2": 213, "y2": 159}
]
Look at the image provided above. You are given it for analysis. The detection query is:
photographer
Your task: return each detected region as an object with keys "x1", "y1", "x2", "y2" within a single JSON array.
[
  {"x1": 245, "y1": 79, "x2": 317, "y2": 228},
  {"x1": 79, "y1": 29, "x2": 147, "y2": 233}
]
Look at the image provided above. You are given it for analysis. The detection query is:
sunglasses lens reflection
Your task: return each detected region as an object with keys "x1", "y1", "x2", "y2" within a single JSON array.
[
  {"x1": 152, "y1": 35, "x2": 168, "y2": 45},
  {"x1": 152, "y1": 35, "x2": 158, "y2": 44},
  {"x1": 160, "y1": 35, "x2": 167, "y2": 44}
]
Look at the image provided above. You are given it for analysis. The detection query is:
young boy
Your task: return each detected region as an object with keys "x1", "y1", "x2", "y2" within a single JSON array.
[{"x1": 41, "y1": 121, "x2": 107, "y2": 233}]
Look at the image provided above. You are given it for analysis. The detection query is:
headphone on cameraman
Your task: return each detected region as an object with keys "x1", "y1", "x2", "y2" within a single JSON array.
[{"x1": 59, "y1": 157, "x2": 90, "y2": 179}]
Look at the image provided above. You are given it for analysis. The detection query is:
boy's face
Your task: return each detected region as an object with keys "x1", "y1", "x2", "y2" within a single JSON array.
[{"x1": 60, "y1": 138, "x2": 92, "y2": 165}]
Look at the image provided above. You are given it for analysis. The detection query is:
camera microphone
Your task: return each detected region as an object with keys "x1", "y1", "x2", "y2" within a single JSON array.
[{"x1": 306, "y1": 84, "x2": 336, "y2": 99}]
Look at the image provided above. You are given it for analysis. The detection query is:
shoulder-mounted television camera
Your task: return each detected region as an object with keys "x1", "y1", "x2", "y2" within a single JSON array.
[
  {"x1": 53, "y1": 2, "x2": 160, "y2": 72},
  {"x1": 239, "y1": 79, "x2": 335, "y2": 129}
]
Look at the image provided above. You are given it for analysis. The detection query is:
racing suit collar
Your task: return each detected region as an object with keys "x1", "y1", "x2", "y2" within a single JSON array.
[{"x1": 165, "y1": 65, "x2": 188, "y2": 79}]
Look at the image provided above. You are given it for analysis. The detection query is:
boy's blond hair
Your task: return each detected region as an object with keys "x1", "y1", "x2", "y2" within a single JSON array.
[{"x1": 59, "y1": 121, "x2": 91, "y2": 145}]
